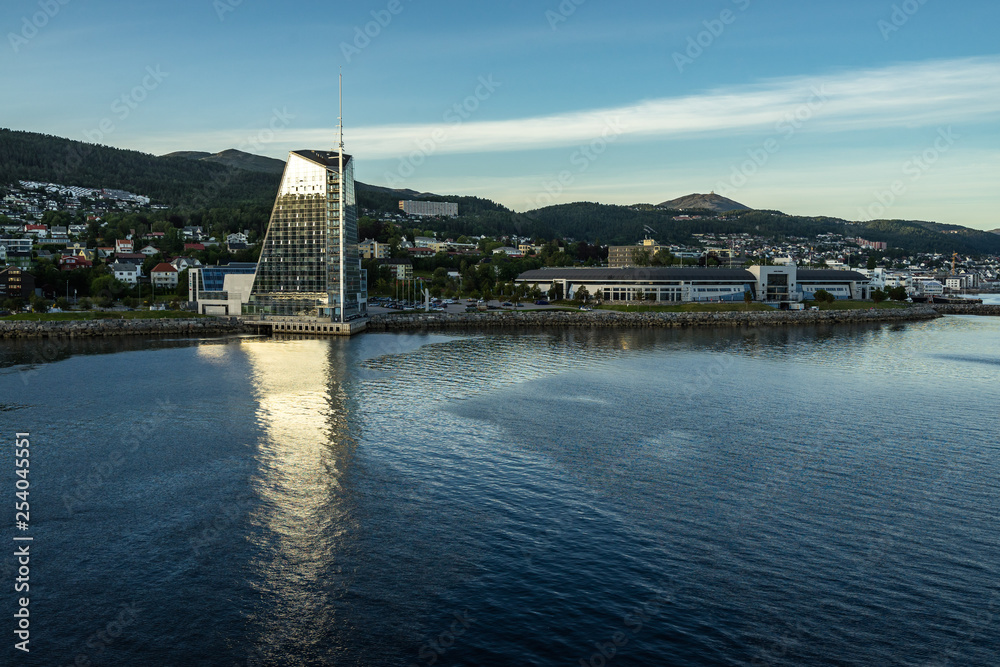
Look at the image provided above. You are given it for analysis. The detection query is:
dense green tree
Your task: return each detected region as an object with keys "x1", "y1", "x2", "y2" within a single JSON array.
[
  {"x1": 3, "y1": 297, "x2": 25, "y2": 312},
  {"x1": 813, "y1": 289, "x2": 835, "y2": 303},
  {"x1": 30, "y1": 294, "x2": 50, "y2": 312},
  {"x1": 176, "y1": 269, "x2": 189, "y2": 298},
  {"x1": 888, "y1": 286, "x2": 908, "y2": 301}
]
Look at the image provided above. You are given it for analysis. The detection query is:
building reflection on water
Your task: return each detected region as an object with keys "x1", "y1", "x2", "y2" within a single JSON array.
[{"x1": 241, "y1": 338, "x2": 362, "y2": 661}]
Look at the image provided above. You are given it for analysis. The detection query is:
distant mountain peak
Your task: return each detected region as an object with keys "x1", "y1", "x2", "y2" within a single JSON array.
[
  {"x1": 658, "y1": 192, "x2": 751, "y2": 212},
  {"x1": 163, "y1": 148, "x2": 286, "y2": 174}
]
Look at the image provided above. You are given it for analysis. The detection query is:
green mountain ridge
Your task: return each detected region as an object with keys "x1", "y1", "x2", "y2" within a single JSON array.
[
  {"x1": 2, "y1": 128, "x2": 998, "y2": 256},
  {"x1": 1, "y1": 128, "x2": 278, "y2": 210},
  {"x1": 161, "y1": 146, "x2": 509, "y2": 215}
]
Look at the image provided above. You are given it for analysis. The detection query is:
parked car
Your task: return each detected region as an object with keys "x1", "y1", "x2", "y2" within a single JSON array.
[
  {"x1": 501, "y1": 301, "x2": 513, "y2": 307},
  {"x1": 534, "y1": 299, "x2": 549, "y2": 305}
]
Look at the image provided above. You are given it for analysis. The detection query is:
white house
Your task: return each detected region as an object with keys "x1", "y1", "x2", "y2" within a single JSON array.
[
  {"x1": 110, "y1": 262, "x2": 139, "y2": 285},
  {"x1": 171, "y1": 257, "x2": 202, "y2": 272},
  {"x1": 150, "y1": 262, "x2": 178, "y2": 289}
]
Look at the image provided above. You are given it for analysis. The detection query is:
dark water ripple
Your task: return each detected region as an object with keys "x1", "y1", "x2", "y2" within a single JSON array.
[{"x1": 0, "y1": 319, "x2": 998, "y2": 665}]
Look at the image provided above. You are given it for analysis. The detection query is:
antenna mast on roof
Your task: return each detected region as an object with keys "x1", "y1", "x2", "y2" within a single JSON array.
[
  {"x1": 338, "y1": 70, "x2": 344, "y2": 153},
  {"x1": 337, "y1": 70, "x2": 346, "y2": 323}
]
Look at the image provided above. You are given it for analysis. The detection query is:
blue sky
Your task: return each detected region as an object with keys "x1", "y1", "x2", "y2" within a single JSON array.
[{"x1": 3, "y1": 0, "x2": 999, "y2": 228}]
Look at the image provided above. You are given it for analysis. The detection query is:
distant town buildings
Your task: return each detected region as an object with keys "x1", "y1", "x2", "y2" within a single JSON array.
[
  {"x1": 360, "y1": 239, "x2": 391, "y2": 260},
  {"x1": 2, "y1": 171, "x2": 999, "y2": 312},
  {"x1": 492, "y1": 247, "x2": 523, "y2": 258},
  {"x1": 377, "y1": 259, "x2": 414, "y2": 280},
  {"x1": 855, "y1": 238, "x2": 888, "y2": 251},
  {"x1": 399, "y1": 200, "x2": 459, "y2": 217},
  {"x1": 608, "y1": 239, "x2": 666, "y2": 268}
]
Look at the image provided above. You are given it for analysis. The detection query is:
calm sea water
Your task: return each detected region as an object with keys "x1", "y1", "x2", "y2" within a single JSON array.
[{"x1": 1, "y1": 316, "x2": 998, "y2": 666}]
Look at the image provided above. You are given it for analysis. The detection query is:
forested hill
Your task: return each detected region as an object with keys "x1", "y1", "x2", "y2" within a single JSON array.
[
  {"x1": 516, "y1": 203, "x2": 841, "y2": 246},
  {"x1": 518, "y1": 203, "x2": 1000, "y2": 255},
  {"x1": 0, "y1": 128, "x2": 509, "y2": 217},
  {"x1": 0, "y1": 128, "x2": 280, "y2": 209},
  {"x1": 2, "y1": 128, "x2": 997, "y2": 256}
]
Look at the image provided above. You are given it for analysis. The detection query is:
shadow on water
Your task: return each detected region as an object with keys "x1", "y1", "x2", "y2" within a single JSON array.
[
  {"x1": 931, "y1": 353, "x2": 1000, "y2": 367},
  {"x1": 0, "y1": 333, "x2": 258, "y2": 370},
  {"x1": 0, "y1": 320, "x2": 909, "y2": 372}
]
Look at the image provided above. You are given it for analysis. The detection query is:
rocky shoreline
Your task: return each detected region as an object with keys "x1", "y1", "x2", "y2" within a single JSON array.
[
  {"x1": 2, "y1": 304, "x2": 997, "y2": 339},
  {"x1": 928, "y1": 303, "x2": 1000, "y2": 316},
  {"x1": 0, "y1": 317, "x2": 244, "y2": 339},
  {"x1": 366, "y1": 306, "x2": 943, "y2": 331}
]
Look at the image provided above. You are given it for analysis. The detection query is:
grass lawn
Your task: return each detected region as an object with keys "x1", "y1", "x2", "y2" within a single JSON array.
[
  {"x1": 808, "y1": 300, "x2": 908, "y2": 310},
  {"x1": 596, "y1": 303, "x2": 775, "y2": 313},
  {"x1": 1, "y1": 311, "x2": 209, "y2": 322}
]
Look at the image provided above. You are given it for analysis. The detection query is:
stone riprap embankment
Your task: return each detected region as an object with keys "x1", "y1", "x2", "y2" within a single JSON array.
[
  {"x1": 0, "y1": 317, "x2": 245, "y2": 339},
  {"x1": 367, "y1": 306, "x2": 941, "y2": 331},
  {"x1": 931, "y1": 304, "x2": 1000, "y2": 316}
]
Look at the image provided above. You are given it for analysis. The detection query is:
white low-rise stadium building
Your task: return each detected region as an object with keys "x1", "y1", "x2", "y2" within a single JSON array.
[{"x1": 515, "y1": 265, "x2": 870, "y2": 304}]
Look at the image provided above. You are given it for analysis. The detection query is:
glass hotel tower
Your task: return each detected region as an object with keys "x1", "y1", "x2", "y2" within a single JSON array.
[{"x1": 244, "y1": 149, "x2": 366, "y2": 321}]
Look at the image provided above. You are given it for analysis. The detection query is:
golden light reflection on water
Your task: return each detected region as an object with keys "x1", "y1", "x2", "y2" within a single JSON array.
[
  {"x1": 242, "y1": 338, "x2": 359, "y2": 658},
  {"x1": 193, "y1": 340, "x2": 236, "y2": 364}
]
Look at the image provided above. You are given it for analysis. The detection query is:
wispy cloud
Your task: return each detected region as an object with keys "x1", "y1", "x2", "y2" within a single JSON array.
[
  {"x1": 288, "y1": 56, "x2": 1000, "y2": 158},
  {"x1": 137, "y1": 56, "x2": 1000, "y2": 166}
]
